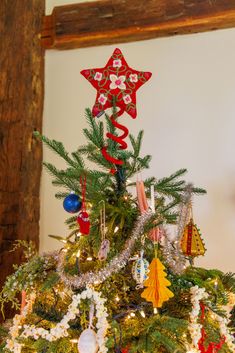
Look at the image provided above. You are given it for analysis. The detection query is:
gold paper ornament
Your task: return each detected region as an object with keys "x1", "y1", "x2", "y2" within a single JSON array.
[
  {"x1": 181, "y1": 218, "x2": 206, "y2": 258},
  {"x1": 141, "y1": 258, "x2": 174, "y2": 308}
]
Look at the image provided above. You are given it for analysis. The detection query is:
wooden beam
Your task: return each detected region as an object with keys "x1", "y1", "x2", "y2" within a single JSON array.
[
  {"x1": 42, "y1": 0, "x2": 235, "y2": 50},
  {"x1": 0, "y1": 0, "x2": 44, "y2": 318}
]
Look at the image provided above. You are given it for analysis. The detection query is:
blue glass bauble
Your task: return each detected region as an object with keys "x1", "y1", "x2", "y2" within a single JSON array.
[{"x1": 63, "y1": 193, "x2": 82, "y2": 213}]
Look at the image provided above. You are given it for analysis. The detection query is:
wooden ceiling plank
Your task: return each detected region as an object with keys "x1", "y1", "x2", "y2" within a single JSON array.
[{"x1": 41, "y1": 0, "x2": 235, "y2": 50}]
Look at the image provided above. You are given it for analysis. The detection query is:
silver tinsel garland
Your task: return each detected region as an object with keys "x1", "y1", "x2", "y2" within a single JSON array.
[
  {"x1": 161, "y1": 184, "x2": 193, "y2": 274},
  {"x1": 57, "y1": 211, "x2": 153, "y2": 288}
]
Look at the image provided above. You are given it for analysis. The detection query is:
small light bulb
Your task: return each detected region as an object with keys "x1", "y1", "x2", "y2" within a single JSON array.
[
  {"x1": 154, "y1": 308, "x2": 158, "y2": 314},
  {"x1": 62, "y1": 248, "x2": 68, "y2": 253},
  {"x1": 70, "y1": 339, "x2": 78, "y2": 343},
  {"x1": 94, "y1": 280, "x2": 100, "y2": 285},
  {"x1": 61, "y1": 239, "x2": 67, "y2": 244},
  {"x1": 127, "y1": 314, "x2": 131, "y2": 319},
  {"x1": 87, "y1": 257, "x2": 92, "y2": 261},
  {"x1": 76, "y1": 250, "x2": 81, "y2": 258},
  {"x1": 130, "y1": 312, "x2": 135, "y2": 317},
  {"x1": 114, "y1": 226, "x2": 119, "y2": 233},
  {"x1": 115, "y1": 296, "x2": 120, "y2": 302},
  {"x1": 140, "y1": 310, "x2": 146, "y2": 318}
]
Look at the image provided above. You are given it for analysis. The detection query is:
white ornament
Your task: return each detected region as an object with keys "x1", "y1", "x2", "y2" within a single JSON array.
[
  {"x1": 78, "y1": 328, "x2": 98, "y2": 353},
  {"x1": 132, "y1": 250, "x2": 149, "y2": 287}
]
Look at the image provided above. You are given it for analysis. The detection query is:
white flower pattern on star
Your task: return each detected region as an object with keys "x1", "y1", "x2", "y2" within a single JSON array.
[
  {"x1": 123, "y1": 95, "x2": 132, "y2": 104},
  {"x1": 98, "y1": 94, "x2": 107, "y2": 105},
  {"x1": 113, "y1": 59, "x2": 122, "y2": 68},
  {"x1": 109, "y1": 74, "x2": 126, "y2": 90},
  {"x1": 129, "y1": 73, "x2": 138, "y2": 83},
  {"x1": 94, "y1": 72, "x2": 102, "y2": 81}
]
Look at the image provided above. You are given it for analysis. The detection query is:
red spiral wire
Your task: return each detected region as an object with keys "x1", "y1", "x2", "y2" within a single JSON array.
[{"x1": 101, "y1": 107, "x2": 129, "y2": 166}]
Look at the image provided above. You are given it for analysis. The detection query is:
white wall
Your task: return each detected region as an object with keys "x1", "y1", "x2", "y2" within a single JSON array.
[{"x1": 42, "y1": 1, "x2": 235, "y2": 272}]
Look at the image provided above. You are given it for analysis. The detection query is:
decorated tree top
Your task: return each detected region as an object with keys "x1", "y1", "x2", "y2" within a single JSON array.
[{"x1": 0, "y1": 48, "x2": 234, "y2": 353}]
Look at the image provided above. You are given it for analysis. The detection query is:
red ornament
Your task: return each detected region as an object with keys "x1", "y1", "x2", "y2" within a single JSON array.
[
  {"x1": 81, "y1": 48, "x2": 152, "y2": 166},
  {"x1": 121, "y1": 347, "x2": 129, "y2": 353},
  {"x1": 77, "y1": 211, "x2": 90, "y2": 235},
  {"x1": 77, "y1": 175, "x2": 90, "y2": 236}
]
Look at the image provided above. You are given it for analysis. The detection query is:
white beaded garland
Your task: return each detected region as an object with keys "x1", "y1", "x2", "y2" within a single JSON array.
[{"x1": 7, "y1": 288, "x2": 109, "y2": 353}]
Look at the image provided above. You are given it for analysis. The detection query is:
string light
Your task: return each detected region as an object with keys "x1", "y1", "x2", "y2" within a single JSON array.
[
  {"x1": 130, "y1": 312, "x2": 135, "y2": 317},
  {"x1": 76, "y1": 250, "x2": 81, "y2": 258},
  {"x1": 154, "y1": 308, "x2": 158, "y2": 314},
  {"x1": 210, "y1": 312, "x2": 216, "y2": 320},
  {"x1": 70, "y1": 339, "x2": 78, "y2": 343},
  {"x1": 114, "y1": 226, "x2": 119, "y2": 233},
  {"x1": 86, "y1": 257, "x2": 92, "y2": 261},
  {"x1": 140, "y1": 310, "x2": 146, "y2": 318},
  {"x1": 115, "y1": 296, "x2": 120, "y2": 302}
]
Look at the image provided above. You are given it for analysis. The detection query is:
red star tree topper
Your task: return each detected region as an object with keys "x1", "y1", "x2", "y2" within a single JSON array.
[
  {"x1": 81, "y1": 48, "x2": 152, "y2": 118},
  {"x1": 81, "y1": 48, "x2": 152, "y2": 166}
]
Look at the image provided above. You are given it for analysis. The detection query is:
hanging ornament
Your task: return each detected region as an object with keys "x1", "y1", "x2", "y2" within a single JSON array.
[
  {"x1": 78, "y1": 302, "x2": 99, "y2": 353},
  {"x1": 181, "y1": 218, "x2": 206, "y2": 258},
  {"x1": 77, "y1": 211, "x2": 90, "y2": 235},
  {"x1": 141, "y1": 257, "x2": 174, "y2": 308},
  {"x1": 148, "y1": 184, "x2": 162, "y2": 243},
  {"x1": 149, "y1": 227, "x2": 163, "y2": 242},
  {"x1": 132, "y1": 250, "x2": 149, "y2": 288},
  {"x1": 98, "y1": 201, "x2": 110, "y2": 261},
  {"x1": 81, "y1": 48, "x2": 152, "y2": 166},
  {"x1": 121, "y1": 348, "x2": 129, "y2": 353},
  {"x1": 136, "y1": 180, "x2": 148, "y2": 214},
  {"x1": 20, "y1": 290, "x2": 26, "y2": 314},
  {"x1": 63, "y1": 192, "x2": 82, "y2": 213},
  {"x1": 136, "y1": 180, "x2": 161, "y2": 243},
  {"x1": 77, "y1": 176, "x2": 90, "y2": 235},
  {"x1": 78, "y1": 328, "x2": 98, "y2": 353}
]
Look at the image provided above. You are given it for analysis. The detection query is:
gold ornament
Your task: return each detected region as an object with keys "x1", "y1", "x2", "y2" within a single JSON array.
[
  {"x1": 141, "y1": 258, "x2": 174, "y2": 308},
  {"x1": 181, "y1": 218, "x2": 206, "y2": 258}
]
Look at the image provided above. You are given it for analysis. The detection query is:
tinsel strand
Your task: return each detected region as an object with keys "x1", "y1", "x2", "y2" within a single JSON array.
[{"x1": 57, "y1": 211, "x2": 153, "y2": 289}]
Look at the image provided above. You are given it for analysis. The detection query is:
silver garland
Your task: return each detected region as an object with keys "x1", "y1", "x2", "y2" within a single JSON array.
[
  {"x1": 161, "y1": 184, "x2": 193, "y2": 274},
  {"x1": 57, "y1": 211, "x2": 153, "y2": 289}
]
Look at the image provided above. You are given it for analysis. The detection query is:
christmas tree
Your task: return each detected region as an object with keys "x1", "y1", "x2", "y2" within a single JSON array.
[{"x1": 0, "y1": 48, "x2": 235, "y2": 353}]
